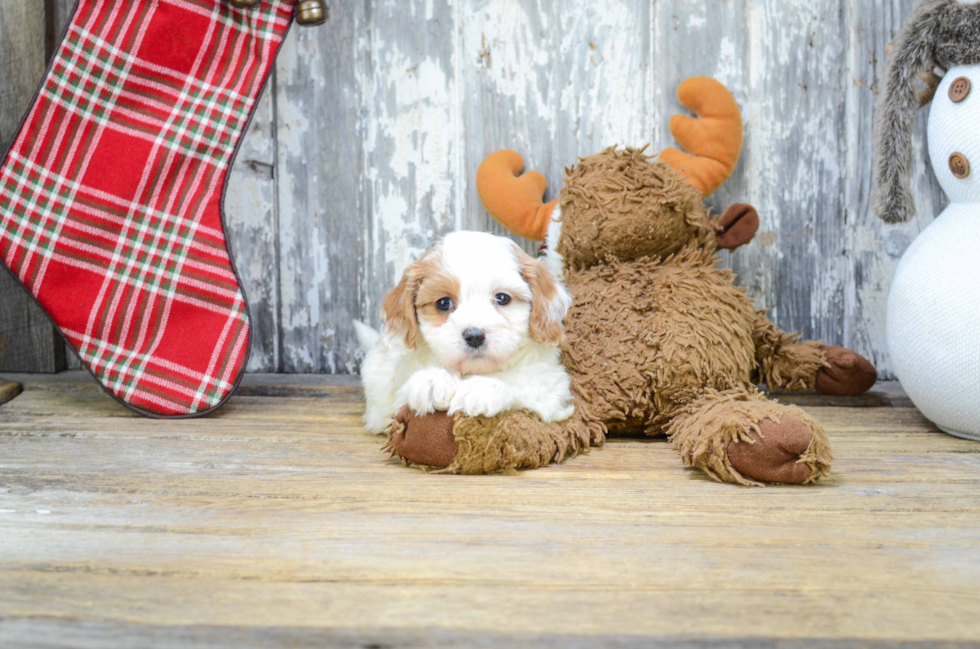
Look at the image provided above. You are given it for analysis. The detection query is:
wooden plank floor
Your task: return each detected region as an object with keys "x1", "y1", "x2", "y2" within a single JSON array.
[{"x1": 1, "y1": 374, "x2": 979, "y2": 648}]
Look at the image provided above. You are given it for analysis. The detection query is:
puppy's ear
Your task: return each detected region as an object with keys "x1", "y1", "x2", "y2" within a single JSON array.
[
  {"x1": 382, "y1": 259, "x2": 425, "y2": 349},
  {"x1": 514, "y1": 243, "x2": 572, "y2": 347}
]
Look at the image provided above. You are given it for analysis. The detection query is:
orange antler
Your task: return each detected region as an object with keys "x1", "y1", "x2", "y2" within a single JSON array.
[
  {"x1": 659, "y1": 77, "x2": 743, "y2": 198},
  {"x1": 476, "y1": 150, "x2": 557, "y2": 241}
]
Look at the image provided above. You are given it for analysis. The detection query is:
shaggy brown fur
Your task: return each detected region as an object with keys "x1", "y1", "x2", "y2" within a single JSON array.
[
  {"x1": 668, "y1": 388, "x2": 832, "y2": 486},
  {"x1": 385, "y1": 407, "x2": 602, "y2": 475},
  {"x1": 561, "y1": 247, "x2": 758, "y2": 435},
  {"x1": 548, "y1": 148, "x2": 839, "y2": 483},
  {"x1": 558, "y1": 147, "x2": 716, "y2": 270},
  {"x1": 752, "y1": 314, "x2": 827, "y2": 392}
]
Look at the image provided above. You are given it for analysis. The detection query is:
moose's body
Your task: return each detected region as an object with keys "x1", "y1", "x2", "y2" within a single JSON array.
[{"x1": 562, "y1": 248, "x2": 758, "y2": 436}]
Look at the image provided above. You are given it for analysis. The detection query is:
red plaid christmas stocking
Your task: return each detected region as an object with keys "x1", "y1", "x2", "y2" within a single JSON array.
[{"x1": 0, "y1": 0, "x2": 295, "y2": 417}]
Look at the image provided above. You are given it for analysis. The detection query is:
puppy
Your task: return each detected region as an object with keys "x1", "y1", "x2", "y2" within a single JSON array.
[{"x1": 356, "y1": 231, "x2": 574, "y2": 434}]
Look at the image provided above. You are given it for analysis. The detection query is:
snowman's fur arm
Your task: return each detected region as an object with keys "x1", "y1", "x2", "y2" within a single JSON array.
[{"x1": 873, "y1": 0, "x2": 980, "y2": 224}]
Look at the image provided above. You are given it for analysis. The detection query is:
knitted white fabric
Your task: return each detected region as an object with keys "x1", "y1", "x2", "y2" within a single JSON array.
[
  {"x1": 888, "y1": 64, "x2": 980, "y2": 439},
  {"x1": 929, "y1": 67, "x2": 980, "y2": 203}
]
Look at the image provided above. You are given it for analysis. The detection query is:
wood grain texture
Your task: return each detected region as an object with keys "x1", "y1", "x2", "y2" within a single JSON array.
[
  {"x1": 47, "y1": 0, "x2": 74, "y2": 44},
  {"x1": 225, "y1": 91, "x2": 281, "y2": 372},
  {"x1": 844, "y1": 0, "x2": 947, "y2": 375},
  {"x1": 264, "y1": 0, "x2": 938, "y2": 378},
  {"x1": 1, "y1": 376, "x2": 979, "y2": 646},
  {"x1": 275, "y1": 3, "x2": 371, "y2": 373},
  {"x1": 0, "y1": 370, "x2": 912, "y2": 406},
  {"x1": 752, "y1": 0, "x2": 847, "y2": 347},
  {"x1": 4, "y1": 1, "x2": 953, "y2": 377},
  {"x1": 0, "y1": 2, "x2": 65, "y2": 373},
  {"x1": 458, "y1": 0, "x2": 555, "y2": 248},
  {"x1": 0, "y1": 379, "x2": 21, "y2": 406}
]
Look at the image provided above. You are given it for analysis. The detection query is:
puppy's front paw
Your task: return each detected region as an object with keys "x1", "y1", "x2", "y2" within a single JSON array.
[
  {"x1": 395, "y1": 368, "x2": 459, "y2": 415},
  {"x1": 448, "y1": 376, "x2": 513, "y2": 418}
]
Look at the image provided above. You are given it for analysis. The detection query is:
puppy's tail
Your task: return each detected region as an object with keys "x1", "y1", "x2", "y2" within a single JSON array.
[{"x1": 353, "y1": 320, "x2": 380, "y2": 351}]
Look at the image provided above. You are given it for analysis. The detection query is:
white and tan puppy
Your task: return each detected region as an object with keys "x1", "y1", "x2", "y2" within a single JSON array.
[{"x1": 356, "y1": 231, "x2": 574, "y2": 434}]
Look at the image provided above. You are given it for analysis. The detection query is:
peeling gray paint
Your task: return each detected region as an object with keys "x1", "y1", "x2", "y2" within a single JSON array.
[{"x1": 36, "y1": 0, "x2": 951, "y2": 378}]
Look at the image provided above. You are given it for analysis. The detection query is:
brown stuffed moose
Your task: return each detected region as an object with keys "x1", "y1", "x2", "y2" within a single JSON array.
[{"x1": 386, "y1": 77, "x2": 876, "y2": 485}]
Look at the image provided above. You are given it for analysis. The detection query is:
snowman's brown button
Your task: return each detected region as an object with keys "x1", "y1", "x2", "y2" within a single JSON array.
[
  {"x1": 949, "y1": 77, "x2": 971, "y2": 103},
  {"x1": 949, "y1": 153, "x2": 971, "y2": 179}
]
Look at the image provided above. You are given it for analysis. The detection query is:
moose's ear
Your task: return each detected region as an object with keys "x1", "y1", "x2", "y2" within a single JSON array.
[
  {"x1": 477, "y1": 150, "x2": 558, "y2": 242},
  {"x1": 714, "y1": 203, "x2": 759, "y2": 251}
]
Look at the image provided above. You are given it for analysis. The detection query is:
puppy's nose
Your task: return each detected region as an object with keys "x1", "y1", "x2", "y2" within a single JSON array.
[{"x1": 462, "y1": 328, "x2": 486, "y2": 349}]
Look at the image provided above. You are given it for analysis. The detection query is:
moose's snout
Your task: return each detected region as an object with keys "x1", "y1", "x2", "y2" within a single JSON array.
[{"x1": 463, "y1": 328, "x2": 486, "y2": 349}]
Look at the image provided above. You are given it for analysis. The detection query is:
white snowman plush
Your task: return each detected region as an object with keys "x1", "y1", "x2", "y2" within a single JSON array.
[{"x1": 873, "y1": 0, "x2": 980, "y2": 439}]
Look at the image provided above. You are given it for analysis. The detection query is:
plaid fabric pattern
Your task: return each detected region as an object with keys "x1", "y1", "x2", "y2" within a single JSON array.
[{"x1": 0, "y1": 0, "x2": 294, "y2": 416}]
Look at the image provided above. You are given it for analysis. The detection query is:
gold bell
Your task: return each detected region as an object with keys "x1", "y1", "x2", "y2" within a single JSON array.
[
  {"x1": 229, "y1": 0, "x2": 262, "y2": 8},
  {"x1": 296, "y1": 0, "x2": 327, "y2": 26}
]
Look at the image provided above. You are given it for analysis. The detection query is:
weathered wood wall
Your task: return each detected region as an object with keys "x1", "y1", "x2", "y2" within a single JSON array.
[
  {"x1": 0, "y1": 1, "x2": 65, "y2": 372},
  {"x1": 1, "y1": 0, "x2": 946, "y2": 377}
]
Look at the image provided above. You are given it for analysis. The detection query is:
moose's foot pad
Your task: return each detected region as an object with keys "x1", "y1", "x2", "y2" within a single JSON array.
[
  {"x1": 727, "y1": 416, "x2": 818, "y2": 485},
  {"x1": 389, "y1": 407, "x2": 459, "y2": 468},
  {"x1": 816, "y1": 346, "x2": 877, "y2": 396}
]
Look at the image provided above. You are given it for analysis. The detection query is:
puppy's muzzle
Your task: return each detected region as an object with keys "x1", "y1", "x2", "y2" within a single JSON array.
[{"x1": 463, "y1": 328, "x2": 486, "y2": 349}]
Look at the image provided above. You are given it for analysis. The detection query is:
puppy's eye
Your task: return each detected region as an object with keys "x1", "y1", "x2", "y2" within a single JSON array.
[
  {"x1": 494, "y1": 293, "x2": 512, "y2": 306},
  {"x1": 435, "y1": 297, "x2": 454, "y2": 312}
]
